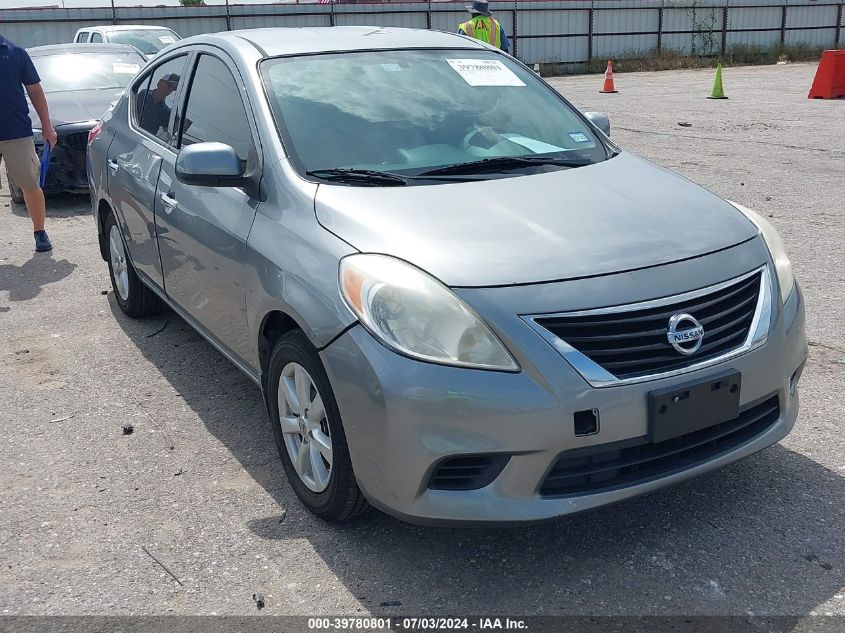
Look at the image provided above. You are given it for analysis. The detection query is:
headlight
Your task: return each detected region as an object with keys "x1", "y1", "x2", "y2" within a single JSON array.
[
  {"x1": 730, "y1": 201, "x2": 795, "y2": 304},
  {"x1": 32, "y1": 129, "x2": 43, "y2": 146},
  {"x1": 339, "y1": 254, "x2": 519, "y2": 371}
]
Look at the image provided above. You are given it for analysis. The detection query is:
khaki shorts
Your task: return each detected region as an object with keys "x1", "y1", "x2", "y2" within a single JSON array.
[{"x1": 0, "y1": 136, "x2": 41, "y2": 192}]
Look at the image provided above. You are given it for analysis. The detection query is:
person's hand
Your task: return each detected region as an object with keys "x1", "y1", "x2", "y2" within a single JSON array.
[{"x1": 42, "y1": 125, "x2": 57, "y2": 149}]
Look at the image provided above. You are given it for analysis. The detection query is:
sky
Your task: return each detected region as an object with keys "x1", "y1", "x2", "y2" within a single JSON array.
[{"x1": 0, "y1": 0, "x2": 292, "y2": 6}]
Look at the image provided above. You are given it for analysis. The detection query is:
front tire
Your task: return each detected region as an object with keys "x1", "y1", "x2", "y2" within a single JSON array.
[
  {"x1": 267, "y1": 330, "x2": 368, "y2": 522},
  {"x1": 104, "y1": 210, "x2": 161, "y2": 317}
]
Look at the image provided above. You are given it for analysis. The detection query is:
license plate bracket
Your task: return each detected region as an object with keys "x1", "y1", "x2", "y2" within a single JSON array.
[{"x1": 647, "y1": 370, "x2": 741, "y2": 443}]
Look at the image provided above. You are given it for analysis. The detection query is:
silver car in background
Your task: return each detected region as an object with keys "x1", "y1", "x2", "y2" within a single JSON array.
[
  {"x1": 87, "y1": 27, "x2": 807, "y2": 525},
  {"x1": 73, "y1": 25, "x2": 180, "y2": 58}
]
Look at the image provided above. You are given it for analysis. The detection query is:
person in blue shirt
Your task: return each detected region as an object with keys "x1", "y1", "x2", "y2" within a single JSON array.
[
  {"x1": 0, "y1": 34, "x2": 57, "y2": 252},
  {"x1": 458, "y1": 0, "x2": 510, "y2": 54}
]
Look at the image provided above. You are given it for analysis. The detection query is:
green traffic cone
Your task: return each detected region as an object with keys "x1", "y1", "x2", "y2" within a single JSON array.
[{"x1": 707, "y1": 63, "x2": 728, "y2": 99}]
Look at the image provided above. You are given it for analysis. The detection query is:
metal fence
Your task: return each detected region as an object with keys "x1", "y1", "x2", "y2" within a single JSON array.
[{"x1": 1, "y1": 0, "x2": 843, "y2": 65}]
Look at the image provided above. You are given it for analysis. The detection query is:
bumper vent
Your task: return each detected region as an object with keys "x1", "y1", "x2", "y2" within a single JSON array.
[
  {"x1": 540, "y1": 395, "x2": 779, "y2": 497},
  {"x1": 535, "y1": 271, "x2": 762, "y2": 380},
  {"x1": 429, "y1": 454, "x2": 509, "y2": 491}
]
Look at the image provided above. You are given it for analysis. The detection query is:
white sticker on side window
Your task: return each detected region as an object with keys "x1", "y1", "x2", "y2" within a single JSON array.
[
  {"x1": 113, "y1": 62, "x2": 140, "y2": 74},
  {"x1": 446, "y1": 59, "x2": 525, "y2": 87},
  {"x1": 159, "y1": 35, "x2": 176, "y2": 44}
]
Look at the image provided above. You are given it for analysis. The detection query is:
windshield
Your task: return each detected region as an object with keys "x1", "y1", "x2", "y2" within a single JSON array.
[
  {"x1": 32, "y1": 52, "x2": 145, "y2": 93},
  {"x1": 109, "y1": 29, "x2": 179, "y2": 55},
  {"x1": 260, "y1": 49, "x2": 608, "y2": 183}
]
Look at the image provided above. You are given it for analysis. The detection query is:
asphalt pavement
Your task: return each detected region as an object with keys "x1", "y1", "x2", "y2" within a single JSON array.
[{"x1": 0, "y1": 62, "x2": 843, "y2": 618}]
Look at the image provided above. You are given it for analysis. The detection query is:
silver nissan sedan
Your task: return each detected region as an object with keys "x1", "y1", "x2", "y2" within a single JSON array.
[{"x1": 87, "y1": 27, "x2": 807, "y2": 525}]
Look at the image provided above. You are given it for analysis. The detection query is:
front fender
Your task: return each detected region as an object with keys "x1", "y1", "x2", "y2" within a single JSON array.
[{"x1": 244, "y1": 189, "x2": 359, "y2": 373}]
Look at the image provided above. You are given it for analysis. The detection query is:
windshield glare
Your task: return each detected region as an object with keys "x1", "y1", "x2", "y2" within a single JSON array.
[
  {"x1": 261, "y1": 49, "x2": 606, "y2": 181},
  {"x1": 110, "y1": 29, "x2": 178, "y2": 55},
  {"x1": 33, "y1": 52, "x2": 145, "y2": 93}
]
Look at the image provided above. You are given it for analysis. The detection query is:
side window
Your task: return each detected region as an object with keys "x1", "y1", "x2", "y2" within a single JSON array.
[
  {"x1": 90, "y1": 32, "x2": 103, "y2": 43},
  {"x1": 180, "y1": 54, "x2": 254, "y2": 172},
  {"x1": 135, "y1": 55, "x2": 188, "y2": 146},
  {"x1": 76, "y1": 32, "x2": 89, "y2": 43},
  {"x1": 131, "y1": 73, "x2": 152, "y2": 128}
]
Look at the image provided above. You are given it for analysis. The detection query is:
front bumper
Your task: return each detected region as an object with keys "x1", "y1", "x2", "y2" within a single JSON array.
[
  {"x1": 37, "y1": 123, "x2": 95, "y2": 195},
  {"x1": 320, "y1": 273, "x2": 807, "y2": 526}
]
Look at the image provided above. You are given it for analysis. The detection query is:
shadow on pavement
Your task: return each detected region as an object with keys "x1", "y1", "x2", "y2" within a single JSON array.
[
  {"x1": 112, "y1": 301, "x2": 845, "y2": 616},
  {"x1": 7, "y1": 191, "x2": 90, "y2": 219},
  {"x1": 0, "y1": 251, "x2": 77, "y2": 302}
]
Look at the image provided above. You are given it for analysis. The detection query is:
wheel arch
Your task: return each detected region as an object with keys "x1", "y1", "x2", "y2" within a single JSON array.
[
  {"x1": 257, "y1": 309, "x2": 304, "y2": 388},
  {"x1": 96, "y1": 198, "x2": 112, "y2": 261}
]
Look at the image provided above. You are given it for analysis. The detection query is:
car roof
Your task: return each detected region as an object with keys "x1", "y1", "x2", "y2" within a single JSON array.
[
  {"x1": 78, "y1": 25, "x2": 177, "y2": 32},
  {"x1": 181, "y1": 26, "x2": 484, "y2": 58},
  {"x1": 28, "y1": 43, "x2": 145, "y2": 56}
]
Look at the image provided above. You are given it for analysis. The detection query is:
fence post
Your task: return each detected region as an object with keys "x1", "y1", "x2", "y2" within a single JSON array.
[
  {"x1": 426, "y1": 0, "x2": 432, "y2": 31},
  {"x1": 657, "y1": 2, "x2": 663, "y2": 54},
  {"x1": 780, "y1": 2, "x2": 787, "y2": 45},
  {"x1": 110, "y1": 0, "x2": 116, "y2": 25},
  {"x1": 329, "y1": 0, "x2": 335, "y2": 27},
  {"x1": 225, "y1": 0, "x2": 231, "y2": 31},
  {"x1": 721, "y1": 3, "x2": 728, "y2": 56},
  {"x1": 588, "y1": 2, "x2": 594, "y2": 63},
  {"x1": 691, "y1": 4, "x2": 696, "y2": 56},
  {"x1": 512, "y1": 0, "x2": 518, "y2": 60},
  {"x1": 836, "y1": 3, "x2": 843, "y2": 48}
]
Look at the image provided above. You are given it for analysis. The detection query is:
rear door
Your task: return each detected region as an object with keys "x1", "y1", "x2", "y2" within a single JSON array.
[
  {"x1": 107, "y1": 52, "x2": 189, "y2": 291},
  {"x1": 155, "y1": 49, "x2": 261, "y2": 363}
]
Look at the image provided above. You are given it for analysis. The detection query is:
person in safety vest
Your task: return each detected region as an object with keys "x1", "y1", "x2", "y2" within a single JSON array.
[{"x1": 458, "y1": 0, "x2": 510, "y2": 53}]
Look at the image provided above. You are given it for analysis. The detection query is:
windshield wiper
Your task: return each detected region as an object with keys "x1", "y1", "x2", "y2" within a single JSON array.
[
  {"x1": 306, "y1": 168, "x2": 408, "y2": 186},
  {"x1": 417, "y1": 155, "x2": 593, "y2": 177}
]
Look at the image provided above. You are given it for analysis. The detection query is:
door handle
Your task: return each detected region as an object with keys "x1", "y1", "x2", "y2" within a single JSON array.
[
  {"x1": 107, "y1": 159, "x2": 119, "y2": 174},
  {"x1": 159, "y1": 191, "x2": 178, "y2": 213}
]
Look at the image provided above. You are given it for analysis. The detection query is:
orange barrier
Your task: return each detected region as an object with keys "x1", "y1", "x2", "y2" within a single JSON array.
[
  {"x1": 600, "y1": 60, "x2": 618, "y2": 93},
  {"x1": 808, "y1": 50, "x2": 845, "y2": 99}
]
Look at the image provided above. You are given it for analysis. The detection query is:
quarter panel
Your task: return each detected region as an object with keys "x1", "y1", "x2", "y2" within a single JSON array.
[{"x1": 87, "y1": 110, "x2": 117, "y2": 229}]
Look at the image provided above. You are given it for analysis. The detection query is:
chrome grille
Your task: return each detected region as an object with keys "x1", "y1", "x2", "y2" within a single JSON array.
[{"x1": 534, "y1": 271, "x2": 764, "y2": 381}]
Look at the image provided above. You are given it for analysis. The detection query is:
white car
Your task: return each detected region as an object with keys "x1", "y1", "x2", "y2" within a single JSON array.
[{"x1": 73, "y1": 25, "x2": 180, "y2": 58}]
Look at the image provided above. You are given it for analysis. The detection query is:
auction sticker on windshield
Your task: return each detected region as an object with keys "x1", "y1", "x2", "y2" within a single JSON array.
[
  {"x1": 113, "y1": 63, "x2": 140, "y2": 74},
  {"x1": 446, "y1": 59, "x2": 525, "y2": 87}
]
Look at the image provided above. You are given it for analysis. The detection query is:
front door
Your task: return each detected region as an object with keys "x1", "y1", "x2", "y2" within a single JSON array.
[{"x1": 155, "y1": 51, "x2": 261, "y2": 364}]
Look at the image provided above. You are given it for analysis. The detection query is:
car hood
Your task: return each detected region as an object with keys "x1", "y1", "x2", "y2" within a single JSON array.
[
  {"x1": 314, "y1": 151, "x2": 759, "y2": 287},
  {"x1": 31, "y1": 88, "x2": 124, "y2": 127}
]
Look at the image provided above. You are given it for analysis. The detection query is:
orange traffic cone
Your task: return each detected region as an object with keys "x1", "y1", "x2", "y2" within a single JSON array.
[
  {"x1": 808, "y1": 50, "x2": 845, "y2": 99},
  {"x1": 600, "y1": 60, "x2": 618, "y2": 93}
]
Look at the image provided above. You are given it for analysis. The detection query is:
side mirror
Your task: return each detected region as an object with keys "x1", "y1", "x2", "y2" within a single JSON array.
[
  {"x1": 175, "y1": 142, "x2": 243, "y2": 187},
  {"x1": 584, "y1": 112, "x2": 611, "y2": 137}
]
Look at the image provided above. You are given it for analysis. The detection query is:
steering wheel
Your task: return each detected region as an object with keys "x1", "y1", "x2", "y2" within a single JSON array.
[{"x1": 461, "y1": 128, "x2": 487, "y2": 150}]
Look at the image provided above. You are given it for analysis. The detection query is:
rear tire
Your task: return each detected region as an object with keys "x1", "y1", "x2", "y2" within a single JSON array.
[
  {"x1": 267, "y1": 330, "x2": 369, "y2": 522},
  {"x1": 104, "y1": 210, "x2": 161, "y2": 318},
  {"x1": 6, "y1": 170, "x2": 24, "y2": 204}
]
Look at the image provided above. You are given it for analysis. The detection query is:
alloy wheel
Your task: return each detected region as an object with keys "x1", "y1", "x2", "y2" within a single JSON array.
[
  {"x1": 109, "y1": 224, "x2": 129, "y2": 302},
  {"x1": 277, "y1": 362, "x2": 333, "y2": 493}
]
